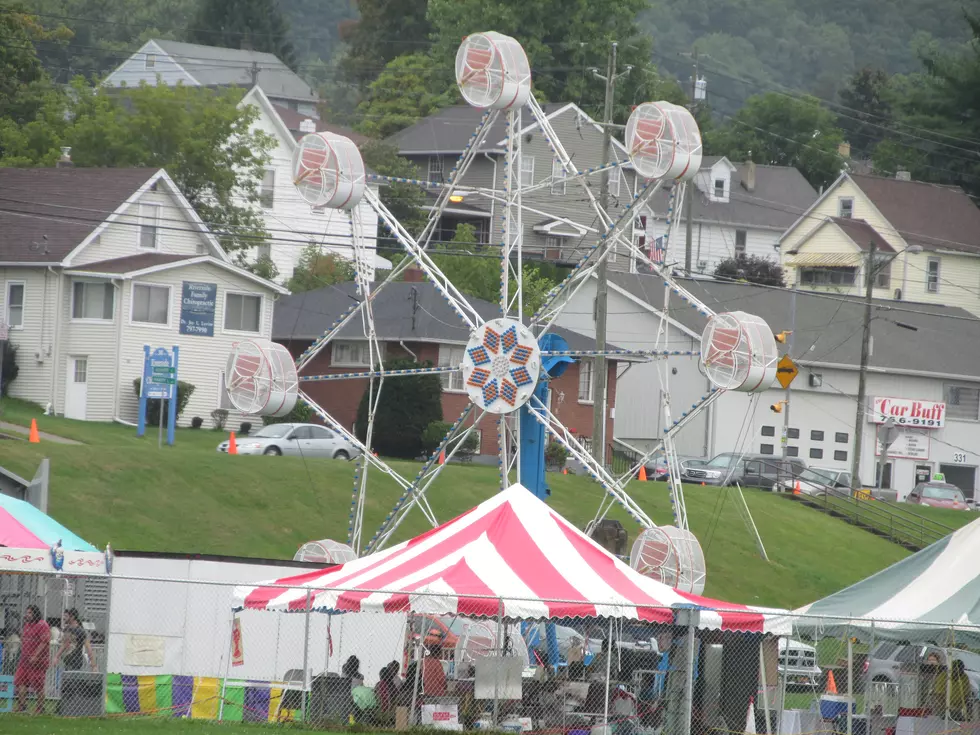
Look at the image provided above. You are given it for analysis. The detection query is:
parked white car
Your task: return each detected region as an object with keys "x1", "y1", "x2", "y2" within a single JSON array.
[{"x1": 217, "y1": 423, "x2": 360, "y2": 459}]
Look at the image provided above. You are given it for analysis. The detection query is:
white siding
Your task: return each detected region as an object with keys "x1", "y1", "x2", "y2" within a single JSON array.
[
  {"x1": 70, "y1": 188, "x2": 210, "y2": 266},
  {"x1": 646, "y1": 220, "x2": 781, "y2": 274},
  {"x1": 0, "y1": 268, "x2": 58, "y2": 406},
  {"x1": 102, "y1": 41, "x2": 198, "y2": 89}
]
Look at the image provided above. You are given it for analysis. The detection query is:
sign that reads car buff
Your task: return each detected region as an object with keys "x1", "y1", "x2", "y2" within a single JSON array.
[{"x1": 871, "y1": 397, "x2": 945, "y2": 429}]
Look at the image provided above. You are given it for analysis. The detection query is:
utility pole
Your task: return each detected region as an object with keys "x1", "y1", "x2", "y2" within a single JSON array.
[
  {"x1": 591, "y1": 43, "x2": 630, "y2": 467},
  {"x1": 851, "y1": 240, "x2": 877, "y2": 492},
  {"x1": 684, "y1": 50, "x2": 699, "y2": 275}
]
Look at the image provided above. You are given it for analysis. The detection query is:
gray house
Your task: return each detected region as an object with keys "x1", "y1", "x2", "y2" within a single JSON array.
[
  {"x1": 388, "y1": 103, "x2": 644, "y2": 269},
  {"x1": 103, "y1": 39, "x2": 319, "y2": 119}
]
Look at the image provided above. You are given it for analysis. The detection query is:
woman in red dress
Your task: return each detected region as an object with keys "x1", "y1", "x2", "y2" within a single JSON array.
[{"x1": 15, "y1": 605, "x2": 51, "y2": 714}]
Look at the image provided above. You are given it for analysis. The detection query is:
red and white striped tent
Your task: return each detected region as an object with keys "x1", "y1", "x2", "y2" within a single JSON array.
[{"x1": 235, "y1": 485, "x2": 789, "y2": 634}]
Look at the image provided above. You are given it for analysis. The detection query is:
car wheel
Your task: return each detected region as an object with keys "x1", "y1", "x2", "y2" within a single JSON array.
[
  {"x1": 334, "y1": 450, "x2": 350, "y2": 461},
  {"x1": 263, "y1": 446, "x2": 282, "y2": 456}
]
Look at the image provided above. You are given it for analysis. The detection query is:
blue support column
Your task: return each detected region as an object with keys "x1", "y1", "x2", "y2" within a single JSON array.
[{"x1": 166, "y1": 345, "x2": 179, "y2": 446}]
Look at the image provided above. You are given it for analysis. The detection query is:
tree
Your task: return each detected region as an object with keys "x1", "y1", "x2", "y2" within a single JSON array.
[
  {"x1": 188, "y1": 0, "x2": 298, "y2": 70},
  {"x1": 708, "y1": 92, "x2": 845, "y2": 188},
  {"x1": 838, "y1": 68, "x2": 892, "y2": 158},
  {"x1": 0, "y1": 3, "x2": 71, "y2": 125},
  {"x1": 360, "y1": 140, "x2": 427, "y2": 237},
  {"x1": 354, "y1": 357, "x2": 443, "y2": 458},
  {"x1": 339, "y1": 0, "x2": 430, "y2": 87},
  {"x1": 713, "y1": 255, "x2": 785, "y2": 287},
  {"x1": 356, "y1": 53, "x2": 455, "y2": 140},
  {"x1": 286, "y1": 245, "x2": 356, "y2": 293}
]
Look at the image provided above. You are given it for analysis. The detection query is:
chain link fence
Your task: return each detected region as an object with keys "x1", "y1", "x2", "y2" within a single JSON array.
[{"x1": 3, "y1": 569, "x2": 980, "y2": 735}]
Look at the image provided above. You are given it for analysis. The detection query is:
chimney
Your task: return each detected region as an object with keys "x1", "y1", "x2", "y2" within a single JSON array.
[
  {"x1": 838, "y1": 141, "x2": 851, "y2": 159},
  {"x1": 743, "y1": 160, "x2": 756, "y2": 193},
  {"x1": 56, "y1": 147, "x2": 73, "y2": 168},
  {"x1": 404, "y1": 264, "x2": 425, "y2": 283},
  {"x1": 299, "y1": 118, "x2": 316, "y2": 133},
  {"x1": 896, "y1": 170, "x2": 911, "y2": 181}
]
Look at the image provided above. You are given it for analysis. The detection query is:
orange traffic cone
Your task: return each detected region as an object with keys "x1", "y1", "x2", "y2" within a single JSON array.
[
  {"x1": 562, "y1": 467, "x2": 568, "y2": 475},
  {"x1": 701, "y1": 482, "x2": 706, "y2": 486},
  {"x1": 794, "y1": 480, "x2": 802, "y2": 495},
  {"x1": 228, "y1": 431, "x2": 238, "y2": 455},
  {"x1": 438, "y1": 449, "x2": 446, "y2": 465},
  {"x1": 638, "y1": 465, "x2": 647, "y2": 482},
  {"x1": 826, "y1": 670, "x2": 838, "y2": 695},
  {"x1": 28, "y1": 419, "x2": 40, "y2": 444}
]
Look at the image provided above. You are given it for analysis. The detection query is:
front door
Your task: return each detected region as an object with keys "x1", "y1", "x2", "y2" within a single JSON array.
[{"x1": 65, "y1": 356, "x2": 88, "y2": 420}]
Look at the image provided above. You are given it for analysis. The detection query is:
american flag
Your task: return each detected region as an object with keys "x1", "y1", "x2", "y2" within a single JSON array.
[{"x1": 651, "y1": 235, "x2": 666, "y2": 265}]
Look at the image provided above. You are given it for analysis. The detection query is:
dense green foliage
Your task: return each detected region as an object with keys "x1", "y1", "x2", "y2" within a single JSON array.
[
  {"x1": 132, "y1": 379, "x2": 197, "y2": 427},
  {"x1": 354, "y1": 357, "x2": 443, "y2": 458},
  {"x1": 714, "y1": 255, "x2": 785, "y2": 287},
  {"x1": 188, "y1": 0, "x2": 297, "y2": 70},
  {"x1": 286, "y1": 246, "x2": 356, "y2": 293}
]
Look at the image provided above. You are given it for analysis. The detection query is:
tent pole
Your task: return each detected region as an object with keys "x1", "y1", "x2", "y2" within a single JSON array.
[
  {"x1": 847, "y1": 637, "x2": 853, "y2": 735},
  {"x1": 944, "y1": 634, "x2": 952, "y2": 728},
  {"x1": 493, "y1": 598, "x2": 504, "y2": 728},
  {"x1": 865, "y1": 622, "x2": 874, "y2": 720},
  {"x1": 603, "y1": 617, "x2": 614, "y2": 729},
  {"x1": 301, "y1": 589, "x2": 312, "y2": 723},
  {"x1": 681, "y1": 619, "x2": 695, "y2": 735},
  {"x1": 777, "y1": 635, "x2": 789, "y2": 735},
  {"x1": 759, "y1": 639, "x2": 771, "y2": 735},
  {"x1": 218, "y1": 608, "x2": 235, "y2": 722},
  {"x1": 410, "y1": 616, "x2": 422, "y2": 726}
]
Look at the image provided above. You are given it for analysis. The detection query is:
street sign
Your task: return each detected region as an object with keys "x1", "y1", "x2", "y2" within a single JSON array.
[
  {"x1": 776, "y1": 354, "x2": 799, "y2": 390},
  {"x1": 152, "y1": 366, "x2": 176, "y2": 375},
  {"x1": 145, "y1": 347, "x2": 174, "y2": 400},
  {"x1": 150, "y1": 377, "x2": 176, "y2": 385}
]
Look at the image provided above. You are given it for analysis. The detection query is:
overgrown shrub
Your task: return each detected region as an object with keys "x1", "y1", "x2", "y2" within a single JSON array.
[
  {"x1": 0, "y1": 343, "x2": 18, "y2": 397},
  {"x1": 545, "y1": 441, "x2": 569, "y2": 468},
  {"x1": 132, "y1": 378, "x2": 196, "y2": 428},
  {"x1": 191, "y1": 417, "x2": 204, "y2": 429},
  {"x1": 355, "y1": 358, "x2": 442, "y2": 459},
  {"x1": 263, "y1": 400, "x2": 312, "y2": 425},
  {"x1": 422, "y1": 421, "x2": 453, "y2": 456},
  {"x1": 239, "y1": 421, "x2": 252, "y2": 436},
  {"x1": 211, "y1": 409, "x2": 229, "y2": 430}
]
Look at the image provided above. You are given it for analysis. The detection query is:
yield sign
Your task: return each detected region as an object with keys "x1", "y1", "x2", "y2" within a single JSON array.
[{"x1": 776, "y1": 354, "x2": 799, "y2": 390}]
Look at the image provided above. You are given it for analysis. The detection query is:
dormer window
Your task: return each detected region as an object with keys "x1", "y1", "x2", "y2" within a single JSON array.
[{"x1": 714, "y1": 179, "x2": 725, "y2": 198}]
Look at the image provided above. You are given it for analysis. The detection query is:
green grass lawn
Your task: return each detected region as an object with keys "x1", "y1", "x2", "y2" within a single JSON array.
[
  {"x1": 0, "y1": 715, "x2": 328, "y2": 735},
  {"x1": 0, "y1": 398, "x2": 927, "y2": 609}
]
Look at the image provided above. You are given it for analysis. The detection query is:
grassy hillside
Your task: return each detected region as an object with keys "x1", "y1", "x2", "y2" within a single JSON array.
[{"x1": 0, "y1": 399, "x2": 942, "y2": 610}]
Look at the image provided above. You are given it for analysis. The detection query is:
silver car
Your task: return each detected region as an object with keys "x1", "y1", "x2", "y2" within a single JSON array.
[{"x1": 217, "y1": 422, "x2": 360, "y2": 460}]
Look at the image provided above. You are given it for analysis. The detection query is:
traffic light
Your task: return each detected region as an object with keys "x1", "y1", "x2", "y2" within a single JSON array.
[
  {"x1": 774, "y1": 330, "x2": 793, "y2": 344},
  {"x1": 770, "y1": 400, "x2": 788, "y2": 413}
]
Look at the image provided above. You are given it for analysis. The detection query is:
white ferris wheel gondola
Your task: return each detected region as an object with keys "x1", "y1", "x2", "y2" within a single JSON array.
[
  {"x1": 291, "y1": 131, "x2": 366, "y2": 210},
  {"x1": 225, "y1": 338, "x2": 299, "y2": 417},
  {"x1": 455, "y1": 32, "x2": 532, "y2": 110},
  {"x1": 700, "y1": 312, "x2": 779, "y2": 393},
  {"x1": 625, "y1": 101, "x2": 703, "y2": 182}
]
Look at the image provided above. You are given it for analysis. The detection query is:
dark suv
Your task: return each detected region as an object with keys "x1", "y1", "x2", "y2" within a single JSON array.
[{"x1": 684, "y1": 453, "x2": 807, "y2": 488}]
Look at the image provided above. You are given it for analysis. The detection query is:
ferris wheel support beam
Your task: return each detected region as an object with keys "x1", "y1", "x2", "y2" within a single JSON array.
[{"x1": 524, "y1": 396, "x2": 656, "y2": 529}]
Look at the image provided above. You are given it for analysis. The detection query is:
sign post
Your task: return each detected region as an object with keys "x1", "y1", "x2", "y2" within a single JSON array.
[{"x1": 137, "y1": 345, "x2": 179, "y2": 445}]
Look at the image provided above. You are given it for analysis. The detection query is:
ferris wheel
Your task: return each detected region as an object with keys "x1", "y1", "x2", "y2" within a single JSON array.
[{"x1": 223, "y1": 32, "x2": 779, "y2": 595}]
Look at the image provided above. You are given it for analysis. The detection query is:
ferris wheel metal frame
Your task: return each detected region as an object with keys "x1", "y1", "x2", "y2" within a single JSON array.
[{"x1": 224, "y1": 32, "x2": 780, "y2": 594}]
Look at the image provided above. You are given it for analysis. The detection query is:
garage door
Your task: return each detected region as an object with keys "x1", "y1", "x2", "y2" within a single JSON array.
[{"x1": 939, "y1": 464, "x2": 977, "y2": 500}]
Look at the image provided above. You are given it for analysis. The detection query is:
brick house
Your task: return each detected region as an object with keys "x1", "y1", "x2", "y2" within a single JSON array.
[{"x1": 273, "y1": 276, "x2": 632, "y2": 461}]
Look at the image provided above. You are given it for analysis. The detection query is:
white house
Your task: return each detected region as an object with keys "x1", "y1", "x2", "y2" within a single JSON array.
[
  {"x1": 642, "y1": 157, "x2": 818, "y2": 275},
  {"x1": 0, "y1": 166, "x2": 287, "y2": 426},
  {"x1": 557, "y1": 272, "x2": 980, "y2": 501}
]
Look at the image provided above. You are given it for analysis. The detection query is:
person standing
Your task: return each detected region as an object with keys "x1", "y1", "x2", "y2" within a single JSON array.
[
  {"x1": 53, "y1": 608, "x2": 96, "y2": 673},
  {"x1": 15, "y1": 605, "x2": 50, "y2": 714}
]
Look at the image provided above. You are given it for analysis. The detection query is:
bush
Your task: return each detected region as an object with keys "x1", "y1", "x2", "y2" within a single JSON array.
[
  {"x1": 422, "y1": 421, "x2": 453, "y2": 456},
  {"x1": 0, "y1": 343, "x2": 18, "y2": 397},
  {"x1": 239, "y1": 421, "x2": 252, "y2": 436},
  {"x1": 191, "y1": 416, "x2": 203, "y2": 429},
  {"x1": 355, "y1": 358, "x2": 442, "y2": 459},
  {"x1": 132, "y1": 378, "x2": 196, "y2": 428},
  {"x1": 545, "y1": 441, "x2": 569, "y2": 468},
  {"x1": 263, "y1": 400, "x2": 312, "y2": 425},
  {"x1": 211, "y1": 409, "x2": 229, "y2": 430}
]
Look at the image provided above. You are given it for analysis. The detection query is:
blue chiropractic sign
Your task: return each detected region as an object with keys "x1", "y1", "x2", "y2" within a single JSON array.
[{"x1": 179, "y1": 281, "x2": 217, "y2": 337}]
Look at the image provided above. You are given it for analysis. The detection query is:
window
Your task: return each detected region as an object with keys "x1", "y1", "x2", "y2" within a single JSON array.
[
  {"x1": 810, "y1": 448, "x2": 824, "y2": 459},
  {"x1": 551, "y1": 158, "x2": 566, "y2": 195},
  {"x1": 838, "y1": 197, "x2": 854, "y2": 218},
  {"x1": 428, "y1": 156, "x2": 444, "y2": 183},
  {"x1": 256, "y1": 243, "x2": 272, "y2": 261},
  {"x1": 578, "y1": 359, "x2": 594, "y2": 403},
  {"x1": 144, "y1": 53, "x2": 155, "y2": 70},
  {"x1": 545, "y1": 235, "x2": 561, "y2": 257},
  {"x1": 927, "y1": 257, "x2": 941, "y2": 293},
  {"x1": 73, "y1": 358, "x2": 87, "y2": 383},
  {"x1": 799, "y1": 267, "x2": 857, "y2": 287},
  {"x1": 331, "y1": 340, "x2": 384, "y2": 367},
  {"x1": 72, "y1": 282, "x2": 114, "y2": 321},
  {"x1": 520, "y1": 156, "x2": 535, "y2": 188},
  {"x1": 138, "y1": 203, "x2": 160, "y2": 249},
  {"x1": 787, "y1": 428, "x2": 800, "y2": 439},
  {"x1": 310, "y1": 426, "x2": 334, "y2": 440},
  {"x1": 223, "y1": 292, "x2": 261, "y2": 333},
  {"x1": 259, "y1": 169, "x2": 275, "y2": 209},
  {"x1": 811, "y1": 430, "x2": 824, "y2": 441},
  {"x1": 761, "y1": 425, "x2": 775, "y2": 437},
  {"x1": 439, "y1": 345, "x2": 465, "y2": 392},
  {"x1": 608, "y1": 166, "x2": 621, "y2": 197},
  {"x1": 735, "y1": 229, "x2": 747, "y2": 255},
  {"x1": 714, "y1": 179, "x2": 725, "y2": 198},
  {"x1": 760, "y1": 444, "x2": 774, "y2": 455},
  {"x1": 835, "y1": 432, "x2": 848, "y2": 443},
  {"x1": 945, "y1": 384, "x2": 980, "y2": 421},
  {"x1": 834, "y1": 450, "x2": 848, "y2": 462},
  {"x1": 131, "y1": 284, "x2": 170, "y2": 325},
  {"x1": 6, "y1": 282, "x2": 24, "y2": 329},
  {"x1": 786, "y1": 446, "x2": 799, "y2": 457},
  {"x1": 873, "y1": 258, "x2": 892, "y2": 289}
]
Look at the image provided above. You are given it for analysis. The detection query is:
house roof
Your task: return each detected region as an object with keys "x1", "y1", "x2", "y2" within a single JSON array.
[
  {"x1": 827, "y1": 217, "x2": 895, "y2": 253},
  {"x1": 607, "y1": 272, "x2": 980, "y2": 379},
  {"x1": 271, "y1": 104, "x2": 368, "y2": 145},
  {"x1": 273, "y1": 280, "x2": 626, "y2": 353},
  {"x1": 0, "y1": 168, "x2": 157, "y2": 263},
  {"x1": 387, "y1": 103, "x2": 569, "y2": 155},
  {"x1": 151, "y1": 39, "x2": 317, "y2": 103},
  {"x1": 649, "y1": 161, "x2": 818, "y2": 230},
  {"x1": 848, "y1": 174, "x2": 980, "y2": 253},
  {"x1": 68, "y1": 253, "x2": 196, "y2": 273}
]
